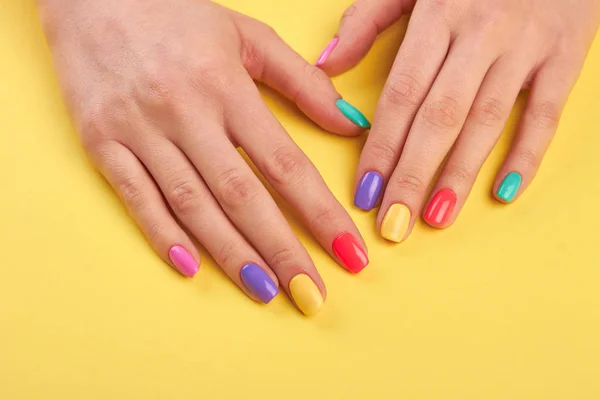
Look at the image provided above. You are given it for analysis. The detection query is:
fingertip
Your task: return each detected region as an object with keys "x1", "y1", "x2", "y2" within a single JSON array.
[{"x1": 168, "y1": 245, "x2": 200, "y2": 278}]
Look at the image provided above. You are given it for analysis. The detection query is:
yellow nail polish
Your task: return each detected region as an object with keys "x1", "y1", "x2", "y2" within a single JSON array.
[
  {"x1": 381, "y1": 204, "x2": 411, "y2": 243},
  {"x1": 289, "y1": 274, "x2": 324, "y2": 316}
]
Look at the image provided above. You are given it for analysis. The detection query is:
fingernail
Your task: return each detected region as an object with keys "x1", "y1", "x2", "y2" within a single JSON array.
[
  {"x1": 497, "y1": 172, "x2": 522, "y2": 203},
  {"x1": 168, "y1": 245, "x2": 199, "y2": 277},
  {"x1": 240, "y1": 264, "x2": 279, "y2": 304},
  {"x1": 354, "y1": 171, "x2": 383, "y2": 211},
  {"x1": 332, "y1": 233, "x2": 369, "y2": 274},
  {"x1": 424, "y1": 188, "x2": 456, "y2": 227},
  {"x1": 336, "y1": 99, "x2": 371, "y2": 128},
  {"x1": 315, "y1": 37, "x2": 339, "y2": 66},
  {"x1": 289, "y1": 274, "x2": 324, "y2": 316},
  {"x1": 381, "y1": 204, "x2": 411, "y2": 243}
]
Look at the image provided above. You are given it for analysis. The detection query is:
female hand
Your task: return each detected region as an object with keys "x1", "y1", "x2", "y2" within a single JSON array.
[
  {"x1": 37, "y1": 0, "x2": 372, "y2": 315},
  {"x1": 316, "y1": 0, "x2": 600, "y2": 242}
]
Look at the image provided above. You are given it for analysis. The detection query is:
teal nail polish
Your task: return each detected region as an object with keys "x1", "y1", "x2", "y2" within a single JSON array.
[
  {"x1": 336, "y1": 99, "x2": 371, "y2": 128},
  {"x1": 497, "y1": 172, "x2": 522, "y2": 202}
]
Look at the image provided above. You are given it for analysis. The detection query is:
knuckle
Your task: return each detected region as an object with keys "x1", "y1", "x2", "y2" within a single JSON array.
[
  {"x1": 263, "y1": 146, "x2": 308, "y2": 186},
  {"x1": 382, "y1": 72, "x2": 423, "y2": 108},
  {"x1": 187, "y1": 56, "x2": 234, "y2": 93},
  {"x1": 216, "y1": 169, "x2": 258, "y2": 209},
  {"x1": 529, "y1": 101, "x2": 562, "y2": 130},
  {"x1": 138, "y1": 67, "x2": 173, "y2": 106},
  {"x1": 390, "y1": 172, "x2": 426, "y2": 197},
  {"x1": 469, "y1": 97, "x2": 505, "y2": 127},
  {"x1": 341, "y1": 4, "x2": 359, "y2": 22},
  {"x1": 168, "y1": 180, "x2": 202, "y2": 216},
  {"x1": 269, "y1": 246, "x2": 296, "y2": 267},
  {"x1": 78, "y1": 101, "x2": 124, "y2": 152},
  {"x1": 445, "y1": 163, "x2": 473, "y2": 184},
  {"x1": 118, "y1": 175, "x2": 146, "y2": 210},
  {"x1": 309, "y1": 207, "x2": 338, "y2": 232},
  {"x1": 421, "y1": 95, "x2": 463, "y2": 130},
  {"x1": 365, "y1": 140, "x2": 399, "y2": 167},
  {"x1": 216, "y1": 239, "x2": 241, "y2": 267},
  {"x1": 517, "y1": 148, "x2": 540, "y2": 169},
  {"x1": 146, "y1": 221, "x2": 166, "y2": 244}
]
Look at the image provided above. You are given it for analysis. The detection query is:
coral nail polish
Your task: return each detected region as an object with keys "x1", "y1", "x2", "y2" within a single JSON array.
[
  {"x1": 168, "y1": 246, "x2": 199, "y2": 277},
  {"x1": 240, "y1": 264, "x2": 278, "y2": 304},
  {"x1": 424, "y1": 189, "x2": 456, "y2": 227},
  {"x1": 381, "y1": 204, "x2": 411, "y2": 243},
  {"x1": 315, "y1": 37, "x2": 339, "y2": 66},
  {"x1": 332, "y1": 233, "x2": 369, "y2": 274},
  {"x1": 354, "y1": 171, "x2": 384, "y2": 211},
  {"x1": 497, "y1": 172, "x2": 522, "y2": 203},
  {"x1": 289, "y1": 274, "x2": 324, "y2": 316}
]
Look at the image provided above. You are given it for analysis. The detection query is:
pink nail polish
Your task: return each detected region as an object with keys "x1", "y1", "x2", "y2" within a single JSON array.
[
  {"x1": 168, "y1": 246, "x2": 199, "y2": 277},
  {"x1": 315, "y1": 37, "x2": 339, "y2": 67}
]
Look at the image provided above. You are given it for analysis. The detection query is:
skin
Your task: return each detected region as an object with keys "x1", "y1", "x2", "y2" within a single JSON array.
[
  {"x1": 37, "y1": 0, "x2": 369, "y2": 310},
  {"x1": 319, "y1": 0, "x2": 600, "y2": 238}
]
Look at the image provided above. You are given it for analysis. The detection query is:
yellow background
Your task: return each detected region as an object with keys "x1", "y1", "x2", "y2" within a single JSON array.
[{"x1": 1, "y1": 0, "x2": 599, "y2": 398}]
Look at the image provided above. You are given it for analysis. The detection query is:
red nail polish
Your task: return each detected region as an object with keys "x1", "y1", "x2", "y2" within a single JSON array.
[
  {"x1": 424, "y1": 188, "x2": 456, "y2": 227},
  {"x1": 332, "y1": 233, "x2": 369, "y2": 274}
]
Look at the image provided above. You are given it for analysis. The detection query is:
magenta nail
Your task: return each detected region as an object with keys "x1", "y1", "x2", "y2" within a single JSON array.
[
  {"x1": 316, "y1": 37, "x2": 339, "y2": 67},
  {"x1": 168, "y1": 246, "x2": 199, "y2": 277}
]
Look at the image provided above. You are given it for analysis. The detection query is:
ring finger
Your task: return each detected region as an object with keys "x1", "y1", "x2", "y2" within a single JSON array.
[{"x1": 130, "y1": 135, "x2": 280, "y2": 305}]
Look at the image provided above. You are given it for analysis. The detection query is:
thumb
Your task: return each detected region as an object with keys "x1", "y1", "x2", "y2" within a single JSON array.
[
  {"x1": 238, "y1": 16, "x2": 371, "y2": 136},
  {"x1": 316, "y1": 0, "x2": 414, "y2": 76}
]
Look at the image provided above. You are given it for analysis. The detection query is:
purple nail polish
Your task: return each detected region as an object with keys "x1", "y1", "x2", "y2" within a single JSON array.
[
  {"x1": 240, "y1": 264, "x2": 278, "y2": 304},
  {"x1": 354, "y1": 172, "x2": 384, "y2": 211}
]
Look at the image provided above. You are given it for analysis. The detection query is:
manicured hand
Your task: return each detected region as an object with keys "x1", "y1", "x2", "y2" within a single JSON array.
[
  {"x1": 37, "y1": 0, "x2": 372, "y2": 315},
  {"x1": 316, "y1": 0, "x2": 599, "y2": 242}
]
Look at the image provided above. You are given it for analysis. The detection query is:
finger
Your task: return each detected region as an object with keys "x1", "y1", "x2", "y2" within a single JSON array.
[
  {"x1": 227, "y1": 79, "x2": 369, "y2": 274},
  {"x1": 423, "y1": 56, "x2": 532, "y2": 228},
  {"x1": 130, "y1": 136, "x2": 280, "y2": 304},
  {"x1": 237, "y1": 16, "x2": 370, "y2": 136},
  {"x1": 354, "y1": 5, "x2": 451, "y2": 211},
  {"x1": 315, "y1": 0, "x2": 415, "y2": 76},
  {"x1": 493, "y1": 59, "x2": 578, "y2": 204},
  {"x1": 177, "y1": 116, "x2": 326, "y2": 316},
  {"x1": 88, "y1": 140, "x2": 200, "y2": 277},
  {"x1": 379, "y1": 35, "x2": 496, "y2": 240}
]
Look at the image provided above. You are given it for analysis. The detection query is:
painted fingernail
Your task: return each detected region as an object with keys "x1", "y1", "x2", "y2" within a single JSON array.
[
  {"x1": 240, "y1": 264, "x2": 278, "y2": 304},
  {"x1": 336, "y1": 99, "x2": 371, "y2": 128},
  {"x1": 381, "y1": 204, "x2": 411, "y2": 243},
  {"x1": 168, "y1": 245, "x2": 199, "y2": 277},
  {"x1": 289, "y1": 274, "x2": 324, "y2": 316},
  {"x1": 497, "y1": 172, "x2": 522, "y2": 203},
  {"x1": 315, "y1": 37, "x2": 339, "y2": 66},
  {"x1": 424, "y1": 189, "x2": 456, "y2": 227},
  {"x1": 332, "y1": 233, "x2": 369, "y2": 274},
  {"x1": 354, "y1": 171, "x2": 383, "y2": 211}
]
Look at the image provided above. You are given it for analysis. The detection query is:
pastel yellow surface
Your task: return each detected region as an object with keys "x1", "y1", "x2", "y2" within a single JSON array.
[{"x1": 1, "y1": 1, "x2": 599, "y2": 399}]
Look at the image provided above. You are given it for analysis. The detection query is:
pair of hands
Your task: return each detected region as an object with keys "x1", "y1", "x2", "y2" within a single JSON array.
[{"x1": 37, "y1": 0, "x2": 599, "y2": 315}]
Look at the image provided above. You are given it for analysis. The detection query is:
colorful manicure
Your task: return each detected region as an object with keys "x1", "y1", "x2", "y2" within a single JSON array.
[
  {"x1": 381, "y1": 204, "x2": 411, "y2": 243},
  {"x1": 315, "y1": 37, "x2": 339, "y2": 66},
  {"x1": 332, "y1": 233, "x2": 369, "y2": 274},
  {"x1": 424, "y1": 188, "x2": 456, "y2": 227},
  {"x1": 168, "y1": 245, "x2": 199, "y2": 277},
  {"x1": 289, "y1": 274, "x2": 324, "y2": 316},
  {"x1": 336, "y1": 99, "x2": 371, "y2": 128},
  {"x1": 497, "y1": 172, "x2": 522, "y2": 203},
  {"x1": 240, "y1": 264, "x2": 279, "y2": 304},
  {"x1": 354, "y1": 171, "x2": 383, "y2": 211}
]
